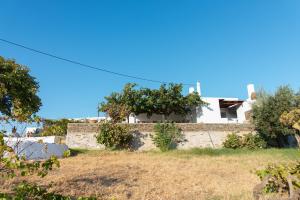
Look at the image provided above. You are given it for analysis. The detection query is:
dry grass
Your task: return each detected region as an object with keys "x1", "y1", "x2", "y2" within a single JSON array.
[{"x1": 2, "y1": 149, "x2": 300, "y2": 200}]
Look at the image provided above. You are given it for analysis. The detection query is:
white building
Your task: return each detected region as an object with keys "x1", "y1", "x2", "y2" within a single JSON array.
[{"x1": 129, "y1": 82, "x2": 256, "y2": 124}]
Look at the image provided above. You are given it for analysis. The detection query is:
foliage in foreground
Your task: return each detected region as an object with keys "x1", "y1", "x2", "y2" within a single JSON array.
[
  {"x1": 1, "y1": 133, "x2": 96, "y2": 200},
  {"x1": 252, "y1": 86, "x2": 300, "y2": 147},
  {"x1": 0, "y1": 56, "x2": 96, "y2": 199},
  {"x1": 223, "y1": 132, "x2": 266, "y2": 149},
  {"x1": 96, "y1": 122, "x2": 133, "y2": 149},
  {"x1": 0, "y1": 182, "x2": 96, "y2": 200},
  {"x1": 0, "y1": 56, "x2": 42, "y2": 122},
  {"x1": 151, "y1": 123, "x2": 184, "y2": 151},
  {"x1": 254, "y1": 161, "x2": 300, "y2": 200}
]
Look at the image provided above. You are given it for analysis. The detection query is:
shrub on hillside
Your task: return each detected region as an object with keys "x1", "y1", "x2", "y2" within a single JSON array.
[
  {"x1": 223, "y1": 133, "x2": 242, "y2": 149},
  {"x1": 41, "y1": 119, "x2": 70, "y2": 136},
  {"x1": 254, "y1": 161, "x2": 300, "y2": 199},
  {"x1": 252, "y1": 86, "x2": 300, "y2": 147},
  {"x1": 96, "y1": 122, "x2": 133, "y2": 150},
  {"x1": 223, "y1": 133, "x2": 266, "y2": 149},
  {"x1": 151, "y1": 123, "x2": 184, "y2": 152},
  {"x1": 0, "y1": 181, "x2": 96, "y2": 200},
  {"x1": 242, "y1": 133, "x2": 267, "y2": 149}
]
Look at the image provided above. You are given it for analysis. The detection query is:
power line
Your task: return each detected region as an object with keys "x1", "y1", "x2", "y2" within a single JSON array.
[{"x1": 0, "y1": 38, "x2": 194, "y2": 86}]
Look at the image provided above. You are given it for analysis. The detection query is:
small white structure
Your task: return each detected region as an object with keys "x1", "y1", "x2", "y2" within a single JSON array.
[
  {"x1": 4, "y1": 136, "x2": 68, "y2": 160},
  {"x1": 129, "y1": 82, "x2": 256, "y2": 124}
]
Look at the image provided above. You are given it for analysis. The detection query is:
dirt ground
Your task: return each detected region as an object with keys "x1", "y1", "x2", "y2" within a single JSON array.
[{"x1": 2, "y1": 150, "x2": 299, "y2": 200}]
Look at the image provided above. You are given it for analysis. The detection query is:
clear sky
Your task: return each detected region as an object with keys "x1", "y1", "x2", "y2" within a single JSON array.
[{"x1": 1, "y1": 0, "x2": 299, "y2": 119}]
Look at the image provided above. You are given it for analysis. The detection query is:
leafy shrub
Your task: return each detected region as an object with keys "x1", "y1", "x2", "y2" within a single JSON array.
[
  {"x1": 63, "y1": 150, "x2": 71, "y2": 158},
  {"x1": 242, "y1": 133, "x2": 267, "y2": 149},
  {"x1": 41, "y1": 118, "x2": 70, "y2": 136},
  {"x1": 223, "y1": 133, "x2": 242, "y2": 149},
  {"x1": 223, "y1": 133, "x2": 266, "y2": 149},
  {"x1": 1, "y1": 132, "x2": 97, "y2": 199},
  {"x1": 96, "y1": 122, "x2": 133, "y2": 149},
  {"x1": 252, "y1": 86, "x2": 300, "y2": 147},
  {"x1": 151, "y1": 123, "x2": 184, "y2": 152},
  {"x1": 0, "y1": 181, "x2": 96, "y2": 200},
  {"x1": 256, "y1": 161, "x2": 300, "y2": 194}
]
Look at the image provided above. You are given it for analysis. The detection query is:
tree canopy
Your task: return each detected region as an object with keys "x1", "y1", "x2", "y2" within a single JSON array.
[
  {"x1": 252, "y1": 86, "x2": 300, "y2": 147},
  {"x1": 280, "y1": 108, "x2": 300, "y2": 131},
  {"x1": 0, "y1": 56, "x2": 41, "y2": 122},
  {"x1": 99, "y1": 83, "x2": 205, "y2": 122}
]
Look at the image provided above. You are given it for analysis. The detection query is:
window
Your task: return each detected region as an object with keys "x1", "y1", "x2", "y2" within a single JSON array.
[{"x1": 221, "y1": 111, "x2": 227, "y2": 118}]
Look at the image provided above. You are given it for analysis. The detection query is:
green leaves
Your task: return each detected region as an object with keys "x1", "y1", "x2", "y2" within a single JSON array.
[
  {"x1": 0, "y1": 181, "x2": 97, "y2": 200},
  {"x1": 223, "y1": 133, "x2": 242, "y2": 149},
  {"x1": 0, "y1": 56, "x2": 41, "y2": 122},
  {"x1": 223, "y1": 133, "x2": 266, "y2": 149},
  {"x1": 96, "y1": 122, "x2": 133, "y2": 150},
  {"x1": 256, "y1": 161, "x2": 300, "y2": 194},
  {"x1": 151, "y1": 123, "x2": 184, "y2": 152},
  {"x1": 99, "y1": 83, "x2": 206, "y2": 123},
  {"x1": 41, "y1": 118, "x2": 72, "y2": 136},
  {"x1": 252, "y1": 86, "x2": 300, "y2": 147}
]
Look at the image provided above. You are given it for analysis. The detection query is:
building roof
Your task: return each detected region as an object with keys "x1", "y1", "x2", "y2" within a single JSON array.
[{"x1": 219, "y1": 99, "x2": 244, "y2": 108}]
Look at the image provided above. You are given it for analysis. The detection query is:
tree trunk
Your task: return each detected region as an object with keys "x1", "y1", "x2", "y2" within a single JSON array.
[
  {"x1": 294, "y1": 134, "x2": 300, "y2": 148},
  {"x1": 162, "y1": 114, "x2": 165, "y2": 122}
]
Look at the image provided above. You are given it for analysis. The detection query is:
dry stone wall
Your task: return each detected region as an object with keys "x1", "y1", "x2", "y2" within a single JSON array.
[{"x1": 66, "y1": 123, "x2": 255, "y2": 150}]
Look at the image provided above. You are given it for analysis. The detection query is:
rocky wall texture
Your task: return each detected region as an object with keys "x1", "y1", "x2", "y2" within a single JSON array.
[{"x1": 66, "y1": 123, "x2": 255, "y2": 150}]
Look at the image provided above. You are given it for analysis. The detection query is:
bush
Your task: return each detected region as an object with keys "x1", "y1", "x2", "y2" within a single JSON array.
[
  {"x1": 242, "y1": 133, "x2": 267, "y2": 149},
  {"x1": 0, "y1": 181, "x2": 96, "y2": 200},
  {"x1": 151, "y1": 123, "x2": 184, "y2": 152},
  {"x1": 41, "y1": 119, "x2": 70, "y2": 136},
  {"x1": 96, "y1": 122, "x2": 133, "y2": 150},
  {"x1": 252, "y1": 86, "x2": 300, "y2": 147},
  {"x1": 223, "y1": 133, "x2": 266, "y2": 149},
  {"x1": 63, "y1": 150, "x2": 71, "y2": 158},
  {"x1": 255, "y1": 161, "x2": 300, "y2": 196},
  {"x1": 223, "y1": 133, "x2": 242, "y2": 149}
]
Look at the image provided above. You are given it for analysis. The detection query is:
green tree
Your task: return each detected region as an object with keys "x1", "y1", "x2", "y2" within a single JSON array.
[
  {"x1": 41, "y1": 118, "x2": 72, "y2": 136},
  {"x1": 99, "y1": 83, "x2": 205, "y2": 123},
  {"x1": 252, "y1": 86, "x2": 300, "y2": 147},
  {"x1": 280, "y1": 108, "x2": 300, "y2": 131},
  {"x1": 99, "y1": 83, "x2": 137, "y2": 123},
  {"x1": 0, "y1": 56, "x2": 41, "y2": 122},
  {"x1": 0, "y1": 56, "x2": 96, "y2": 199},
  {"x1": 151, "y1": 123, "x2": 184, "y2": 151}
]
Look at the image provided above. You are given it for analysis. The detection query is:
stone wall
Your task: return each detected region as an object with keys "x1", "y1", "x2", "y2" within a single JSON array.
[{"x1": 66, "y1": 123, "x2": 255, "y2": 150}]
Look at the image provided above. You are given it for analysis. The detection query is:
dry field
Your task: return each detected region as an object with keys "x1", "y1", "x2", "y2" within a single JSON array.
[{"x1": 2, "y1": 149, "x2": 299, "y2": 200}]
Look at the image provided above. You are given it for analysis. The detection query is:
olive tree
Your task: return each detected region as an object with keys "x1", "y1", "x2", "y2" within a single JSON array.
[{"x1": 252, "y1": 86, "x2": 300, "y2": 147}]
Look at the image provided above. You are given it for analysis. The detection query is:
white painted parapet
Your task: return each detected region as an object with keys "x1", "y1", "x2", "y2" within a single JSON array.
[
  {"x1": 197, "y1": 81, "x2": 201, "y2": 96},
  {"x1": 247, "y1": 84, "x2": 255, "y2": 100}
]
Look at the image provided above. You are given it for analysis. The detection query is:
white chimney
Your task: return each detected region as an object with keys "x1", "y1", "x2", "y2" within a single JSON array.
[
  {"x1": 196, "y1": 81, "x2": 201, "y2": 96},
  {"x1": 189, "y1": 87, "x2": 195, "y2": 94},
  {"x1": 247, "y1": 84, "x2": 255, "y2": 100}
]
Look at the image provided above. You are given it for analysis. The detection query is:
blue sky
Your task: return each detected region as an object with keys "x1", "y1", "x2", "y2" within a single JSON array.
[{"x1": 1, "y1": 0, "x2": 299, "y2": 119}]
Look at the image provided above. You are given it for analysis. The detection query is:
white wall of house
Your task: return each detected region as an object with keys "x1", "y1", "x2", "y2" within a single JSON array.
[
  {"x1": 129, "y1": 112, "x2": 189, "y2": 123},
  {"x1": 195, "y1": 83, "x2": 255, "y2": 124},
  {"x1": 196, "y1": 97, "x2": 243, "y2": 124},
  {"x1": 115, "y1": 82, "x2": 255, "y2": 124}
]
